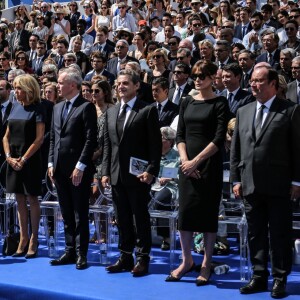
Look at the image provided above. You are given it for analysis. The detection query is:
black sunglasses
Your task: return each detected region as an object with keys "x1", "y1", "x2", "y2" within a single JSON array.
[
  {"x1": 153, "y1": 55, "x2": 162, "y2": 59},
  {"x1": 285, "y1": 27, "x2": 296, "y2": 31},
  {"x1": 91, "y1": 89, "x2": 101, "y2": 94},
  {"x1": 192, "y1": 23, "x2": 201, "y2": 27},
  {"x1": 191, "y1": 73, "x2": 207, "y2": 81},
  {"x1": 173, "y1": 70, "x2": 184, "y2": 75},
  {"x1": 177, "y1": 56, "x2": 186, "y2": 60},
  {"x1": 289, "y1": 15, "x2": 300, "y2": 19}
]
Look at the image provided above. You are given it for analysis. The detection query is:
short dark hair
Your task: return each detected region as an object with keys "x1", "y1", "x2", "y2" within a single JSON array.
[
  {"x1": 57, "y1": 39, "x2": 69, "y2": 49},
  {"x1": 169, "y1": 35, "x2": 181, "y2": 44},
  {"x1": 285, "y1": 20, "x2": 298, "y2": 29},
  {"x1": 152, "y1": 77, "x2": 169, "y2": 90},
  {"x1": 192, "y1": 59, "x2": 218, "y2": 77},
  {"x1": 162, "y1": 12, "x2": 172, "y2": 20},
  {"x1": 77, "y1": 19, "x2": 87, "y2": 27},
  {"x1": 251, "y1": 12, "x2": 263, "y2": 20},
  {"x1": 97, "y1": 25, "x2": 109, "y2": 35},
  {"x1": 267, "y1": 68, "x2": 279, "y2": 90},
  {"x1": 261, "y1": 4, "x2": 273, "y2": 12},
  {"x1": 118, "y1": 69, "x2": 140, "y2": 84},
  {"x1": 238, "y1": 49, "x2": 256, "y2": 60},
  {"x1": 91, "y1": 51, "x2": 107, "y2": 64},
  {"x1": 215, "y1": 40, "x2": 231, "y2": 51},
  {"x1": 174, "y1": 62, "x2": 191, "y2": 75},
  {"x1": 30, "y1": 34, "x2": 40, "y2": 41},
  {"x1": 222, "y1": 63, "x2": 243, "y2": 78}
]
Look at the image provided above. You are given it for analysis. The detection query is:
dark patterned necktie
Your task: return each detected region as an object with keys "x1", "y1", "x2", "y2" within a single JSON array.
[
  {"x1": 117, "y1": 103, "x2": 128, "y2": 138},
  {"x1": 255, "y1": 104, "x2": 265, "y2": 138}
]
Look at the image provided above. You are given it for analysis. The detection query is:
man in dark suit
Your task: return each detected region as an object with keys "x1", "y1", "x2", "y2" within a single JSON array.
[
  {"x1": 40, "y1": 3, "x2": 53, "y2": 28},
  {"x1": 230, "y1": 66, "x2": 300, "y2": 298},
  {"x1": 256, "y1": 31, "x2": 280, "y2": 69},
  {"x1": 32, "y1": 40, "x2": 48, "y2": 77},
  {"x1": 238, "y1": 50, "x2": 255, "y2": 90},
  {"x1": 234, "y1": 7, "x2": 252, "y2": 40},
  {"x1": 222, "y1": 63, "x2": 254, "y2": 117},
  {"x1": 8, "y1": 19, "x2": 30, "y2": 56},
  {"x1": 152, "y1": 77, "x2": 179, "y2": 127},
  {"x1": 168, "y1": 63, "x2": 193, "y2": 105},
  {"x1": 26, "y1": 34, "x2": 39, "y2": 66},
  {"x1": 286, "y1": 56, "x2": 300, "y2": 103},
  {"x1": 53, "y1": 39, "x2": 69, "y2": 70},
  {"x1": 106, "y1": 40, "x2": 138, "y2": 78},
  {"x1": 102, "y1": 69, "x2": 161, "y2": 277},
  {"x1": 48, "y1": 69, "x2": 97, "y2": 270},
  {"x1": 84, "y1": 52, "x2": 115, "y2": 85},
  {"x1": 90, "y1": 26, "x2": 115, "y2": 60},
  {"x1": 261, "y1": 4, "x2": 280, "y2": 30},
  {"x1": 0, "y1": 80, "x2": 12, "y2": 167},
  {"x1": 214, "y1": 40, "x2": 235, "y2": 69}
]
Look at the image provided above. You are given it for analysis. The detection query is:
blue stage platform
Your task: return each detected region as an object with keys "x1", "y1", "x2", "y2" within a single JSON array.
[{"x1": 0, "y1": 237, "x2": 300, "y2": 300}]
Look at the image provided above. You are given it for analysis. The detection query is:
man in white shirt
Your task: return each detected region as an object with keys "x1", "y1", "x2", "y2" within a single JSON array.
[{"x1": 112, "y1": 2, "x2": 137, "y2": 34}]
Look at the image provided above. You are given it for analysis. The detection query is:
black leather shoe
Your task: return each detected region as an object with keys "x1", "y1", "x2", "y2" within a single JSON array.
[
  {"x1": 106, "y1": 254, "x2": 134, "y2": 273},
  {"x1": 165, "y1": 263, "x2": 196, "y2": 282},
  {"x1": 76, "y1": 255, "x2": 88, "y2": 270},
  {"x1": 50, "y1": 253, "x2": 76, "y2": 266},
  {"x1": 131, "y1": 259, "x2": 149, "y2": 277},
  {"x1": 25, "y1": 241, "x2": 39, "y2": 259},
  {"x1": 240, "y1": 278, "x2": 268, "y2": 294},
  {"x1": 12, "y1": 242, "x2": 29, "y2": 257},
  {"x1": 271, "y1": 279, "x2": 286, "y2": 299}
]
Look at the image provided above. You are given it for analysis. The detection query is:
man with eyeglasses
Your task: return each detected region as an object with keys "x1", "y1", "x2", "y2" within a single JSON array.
[
  {"x1": 68, "y1": 19, "x2": 93, "y2": 56},
  {"x1": 214, "y1": 40, "x2": 234, "y2": 69},
  {"x1": 0, "y1": 52, "x2": 12, "y2": 81},
  {"x1": 286, "y1": 56, "x2": 300, "y2": 103},
  {"x1": 91, "y1": 26, "x2": 115, "y2": 60},
  {"x1": 84, "y1": 52, "x2": 115, "y2": 85},
  {"x1": 278, "y1": 48, "x2": 296, "y2": 84},
  {"x1": 234, "y1": 7, "x2": 252, "y2": 40},
  {"x1": 242, "y1": 12, "x2": 264, "y2": 53},
  {"x1": 231, "y1": 65, "x2": 300, "y2": 299},
  {"x1": 32, "y1": 40, "x2": 48, "y2": 76},
  {"x1": 155, "y1": 13, "x2": 181, "y2": 43},
  {"x1": 280, "y1": 20, "x2": 300, "y2": 53},
  {"x1": 168, "y1": 63, "x2": 193, "y2": 105},
  {"x1": 256, "y1": 31, "x2": 280, "y2": 68},
  {"x1": 40, "y1": 2, "x2": 53, "y2": 29},
  {"x1": 112, "y1": 2, "x2": 137, "y2": 34},
  {"x1": 8, "y1": 18, "x2": 30, "y2": 56},
  {"x1": 106, "y1": 39, "x2": 138, "y2": 77}
]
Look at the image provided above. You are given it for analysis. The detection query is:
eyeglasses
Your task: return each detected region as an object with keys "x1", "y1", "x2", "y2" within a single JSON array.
[
  {"x1": 153, "y1": 55, "x2": 162, "y2": 59},
  {"x1": 29, "y1": 40, "x2": 37, "y2": 42},
  {"x1": 192, "y1": 23, "x2": 201, "y2": 27},
  {"x1": 116, "y1": 45, "x2": 125, "y2": 49},
  {"x1": 54, "y1": 6, "x2": 60, "y2": 8},
  {"x1": 177, "y1": 56, "x2": 186, "y2": 60},
  {"x1": 173, "y1": 70, "x2": 184, "y2": 75},
  {"x1": 41, "y1": 6, "x2": 47, "y2": 8},
  {"x1": 83, "y1": 6, "x2": 90, "y2": 9},
  {"x1": 168, "y1": 42, "x2": 177, "y2": 46},
  {"x1": 285, "y1": 27, "x2": 296, "y2": 31},
  {"x1": 82, "y1": 89, "x2": 92, "y2": 93},
  {"x1": 119, "y1": 6, "x2": 126, "y2": 9},
  {"x1": 91, "y1": 88, "x2": 101, "y2": 94},
  {"x1": 191, "y1": 3, "x2": 199, "y2": 6},
  {"x1": 289, "y1": 15, "x2": 300, "y2": 19},
  {"x1": 0, "y1": 58, "x2": 7, "y2": 61},
  {"x1": 191, "y1": 73, "x2": 207, "y2": 81},
  {"x1": 17, "y1": 57, "x2": 26, "y2": 61},
  {"x1": 37, "y1": 47, "x2": 45, "y2": 49},
  {"x1": 221, "y1": 26, "x2": 233, "y2": 29},
  {"x1": 69, "y1": 4, "x2": 76, "y2": 7},
  {"x1": 291, "y1": 66, "x2": 300, "y2": 70}
]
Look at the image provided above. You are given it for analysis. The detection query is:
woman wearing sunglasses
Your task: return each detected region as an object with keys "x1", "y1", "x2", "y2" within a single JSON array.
[
  {"x1": 68, "y1": 1, "x2": 81, "y2": 37},
  {"x1": 80, "y1": 2, "x2": 96, "y2": 39},
  {"x1": 95, "y1": 4, "x2": 112, "y2": 36},
  {"x1": 166, "y1": 60, "x2": 229, "y2": 286},
  {"x1": 14, "y1": 50, "x2": 33, "y2": 74}
]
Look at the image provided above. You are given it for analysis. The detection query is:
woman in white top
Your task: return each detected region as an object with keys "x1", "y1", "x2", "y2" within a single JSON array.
[
  {"x1": 50, "y1": 9, "x2": 71, "y2": 42},
  {"x1": 95, "y1": 4, "x2": 112, "y2": 31},
  {"x1": 32, "y1": 14, "x2": 49, "y2": 42},
  {"x1": 174, "y1": 11, "x2": 187, "y2": 39}
]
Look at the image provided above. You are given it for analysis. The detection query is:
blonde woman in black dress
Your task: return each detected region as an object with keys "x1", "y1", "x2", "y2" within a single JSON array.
[{"x1": 166, "y1": 60, "x2": 229, "y2": 285}]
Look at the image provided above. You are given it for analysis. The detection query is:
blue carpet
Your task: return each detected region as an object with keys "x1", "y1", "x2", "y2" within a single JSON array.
[{"x1": 0, "y1": 239, "x2": 300, "y2": 300}]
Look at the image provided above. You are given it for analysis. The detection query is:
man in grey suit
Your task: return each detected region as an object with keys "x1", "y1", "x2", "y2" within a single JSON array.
[
  {"x1": 286, "y1": 56, "x2": 300, "y2": 104},
  {"x1": 230, "y1": 66, "x2": 300, "y2": 298}
]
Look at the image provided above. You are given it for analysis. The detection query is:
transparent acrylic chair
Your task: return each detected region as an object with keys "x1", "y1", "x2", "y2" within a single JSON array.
[
  {"x1": 221, "y1": 162, "x2": 251, "y2": 281},
  {"x1": 149, "y1": 175, "x2": 179, "y2": 270},
  {"x1": 89, "y1": 182, "x2": 114, "y2": 264},
  {"x1": 0, "y1": 161, "x2": 17, "y2": 239},
  {"x1": 40, "y1": 171, "x2": 62, "y2": 257}
]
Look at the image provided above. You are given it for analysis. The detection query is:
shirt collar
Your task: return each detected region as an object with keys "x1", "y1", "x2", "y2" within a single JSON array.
[
  {"x1": 158, "y1": 99, "x2": 168, "y2": 108},
  {"x1": 121, "y1": 96, "x2": 136, "y2": 109},
  {"x1": 256, "y1": 95, "x2": 276, "y2": 110},
  {"x1": 1, "y1": 100, "x2": 10, "y2": 109},
  {"x1": 67, "y1": 93, "x2": 80, "y2": 104},
  {"x1": 227, "y1": 87, "x2": 240, "y2": 97},
  {"x1": 177, "y1": 82, "x2": 188, "y2": 90}
]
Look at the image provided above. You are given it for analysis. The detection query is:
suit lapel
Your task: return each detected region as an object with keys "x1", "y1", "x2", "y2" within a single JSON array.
[
  {"x1": 113, "y1": 102, "x2": 121, "y2": 140},
  {"x1": 62, "y1": 96, "x2": 82, "y2": 129},
  {"x1": 246, "y1": 102, "x2": 257, "y2": 142},
  {"x1": 121, "y1": 101, "x2": 139, "y2": 142}
]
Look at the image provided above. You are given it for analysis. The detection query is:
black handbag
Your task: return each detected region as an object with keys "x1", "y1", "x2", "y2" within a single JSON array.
[{"x1": 2, "y1": 224, "x2": 20, "y2": 256}]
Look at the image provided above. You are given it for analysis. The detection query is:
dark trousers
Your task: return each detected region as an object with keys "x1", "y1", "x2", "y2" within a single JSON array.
[
  {"x1": 112, "y1": 181, "x2": 151, "y2": 258},
  {"x1": 244, "y1": 192, "x2": 293, "y2": 281},
  {"x1": 55, "y1": 167, "x2": 92, "y2": 256}
]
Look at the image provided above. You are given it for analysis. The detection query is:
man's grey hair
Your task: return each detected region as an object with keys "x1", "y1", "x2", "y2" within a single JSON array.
[
  {"x1": 178, "y1": 48, "x2": 191, "y2": 57},
  {"x1": 59, "y1": 68, "x2": 82, "y2": 89},
  {"x1": 160, "y1": 126, "x2": 176, "y2": 140},
  {"x1": 42, "y1": 64, "x2": 58, "y2": 75},
  {"x1": 8, "y1": 69, "x2": 25, "y2": 77},
  {"x1": 126, "y1": 61, "x2": 141, "y2": 74},
  {"x1": 118, "y1": 69, "x2": 140, "y2": 84},
  {"x1": 280, "y1": 48, "x2": 296, "y2": 59},
  {"x1": 292, "y1": 56, "x2": 300, "y2": 63},
  {"x1": 64, "y1": 53, "x2": 77, "y2": 62}
]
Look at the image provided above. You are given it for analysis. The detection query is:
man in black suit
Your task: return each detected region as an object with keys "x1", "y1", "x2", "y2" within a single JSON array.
[
  {"x1": 214, "y1": 40, "x2": 235, "y2": 69},
  {"x1": 238, "y1": 50, "x2": 255, "y2": 90},
  {"x1": 230, "y1": 66, "x2": 300, "y2": 298},
  {"x1": 53, "y1": 39, "x2": 69, "y2": 70},
  {"x1": 0, "y1": 80, "x2": 12, "y2": 167},
  {"x1": 222, "y1": 63, "x2": 254, "y2": 117},
  {"x1": 261, "y1": 4, "x2": 280, "y2": 30},
  {"x1": 8, "y1": 19, "x2": 30, "y2": 56},
  {"x1": 102, "y1": 69, "x2": 161, "y2": 277},
  {"x1": 90, "y1": 26, "x2": 115, "y2": 60},
  {"x1": 278, "y1": 48, "x2": 295, "y2": 85},
  {"x1": 48, "y1": 69, "x2": 97, "y2": 270},
  {"x1": 40, "y1": 3, "x2": 53, "y2": 28},
  {"x1": 256, "y1": 31, "x2": 280, "y2": 69},
  {"x1": 152, "y1": 77, "x2": 179, "y2": 127},
  {"x1": 32, "y1": 40, "x2": 48, "y2": 77},
  {"x1": 286, "y1": 56, "x2": 300, "y2": 104},
  {"x1": 169, "y1": 63, "x2": 193, "y2": 105},
  {"x1": 106, "y1": 40, "x2": 138, "y2": 77},
  {"x1": 234, "y1": 7, "x2": 252, "y2": 41},
  {"x1": 84, "y1": 52, "x2": 115, "y2": 85},
  {"x1": 26, "y1": 34, "x2": 39, "y2": 66}
]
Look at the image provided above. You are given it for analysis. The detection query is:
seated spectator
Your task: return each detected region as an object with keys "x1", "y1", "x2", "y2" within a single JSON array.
[
  {"x1": 43, "y1": 82, "x2": 60, "y2": 104},
  {"x1": 14, "y1": 50, "x2": 33, "y2": 74},
  {"x1": 280, "y1": 20, "x2": 300, "y2": 54},
  {"x1": 32, "y1": 14, "x2": 50, "y2": 42},
  {"x1": 278, "y1": 48, "x2": 296, "y2": 84}
]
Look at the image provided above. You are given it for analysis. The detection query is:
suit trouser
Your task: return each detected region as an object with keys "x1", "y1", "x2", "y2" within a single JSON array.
[
  {"x1": 112, "y1": 181, "x2": 151, "y2": 258},
  {"x1": 244, "y1": 192, "x2": 293, "y2": 281},
  {"x1": 55, "y1": 167, "x2": 92, "y2": 256}
]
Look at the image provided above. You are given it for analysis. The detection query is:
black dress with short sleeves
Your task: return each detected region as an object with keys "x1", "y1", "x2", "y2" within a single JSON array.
[
  {"x1": 6, "y1": 102, "x2": 45, "y2": 196},
  {"x1": 176, "y1": 95, "x2": 229, "y2": 232}
]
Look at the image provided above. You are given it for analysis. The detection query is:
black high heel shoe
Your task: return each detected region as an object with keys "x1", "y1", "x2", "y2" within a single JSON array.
[
  {"x1": 195, "y1": 267, "x2": 212, "y2": 286},
  {"x1": 25, "y1": 241, "x2": 39, "y2": 259},
  {"x1": 165, "y1": 263, "x2": 196, "y2": 282},
  {"x1": 12, "y1": 241, "x2": 29, "y2": 257}
]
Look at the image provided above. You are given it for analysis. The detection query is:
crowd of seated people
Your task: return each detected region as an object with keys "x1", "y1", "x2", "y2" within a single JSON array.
[{"x1": 0, "y1": 0, "x2": 300, "y2": 295}]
